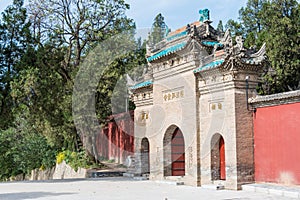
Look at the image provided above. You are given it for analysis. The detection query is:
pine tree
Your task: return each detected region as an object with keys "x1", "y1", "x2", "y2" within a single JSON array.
[
  {"x1": 148, "y1": 13, "x2": 168, "y2": 45},
  {"x1": 260, "y1": 0, "x2": 300, "y2": 93},
  {"x1": 0, "y1": 0, "x2": 32, "y2": 129},
  {"x1": 217, "y1": 20, "x2": 224, "y2": 33},
  {"x1": 239, "y1": 0, "x2": 267, "y2": 47}
]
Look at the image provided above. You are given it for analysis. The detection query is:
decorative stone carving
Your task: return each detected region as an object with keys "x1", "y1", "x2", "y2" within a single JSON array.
[
  {"x1": 235, "y1": 36, "x2": 244, "y2": 51},
  {"x1": 221, "y1": 29, "x2": 233, "y2": 50}
]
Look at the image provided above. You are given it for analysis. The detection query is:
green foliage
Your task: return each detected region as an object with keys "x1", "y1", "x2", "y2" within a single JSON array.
[
  {"x1": 239, "y1": 0, "x2": 266, "y2": 33},
  {"x1": 148, "y1": 13, "x2": 168, "y2": 45},
  {"x1": 96, "y1": 41, "x2": 147, "y2": 124},
  {"x1": 217, "y1": 20, "x2": 224, "y2": 33},
  {"x1": 0, "y1": 0, "x2": 142, "y2": 179},
  {"x1": 0, "y1": 0, "x2": 32, "y2": 130},
  {"x1": 226, "y1": 0, "x2": 300, "y2": 94},
  {"x1": 10, "y1": 43, "x2": 80, "y2": 151},
  {"x1": 0, "y1": 120, "x2": 56, "y2": 181},
  {"x1": 225, "y1": 19, "x2": 244, "y2": 37},
  {"x1": 259, "y1": 0, "x2": 300, "y2": 93},
  {"x1": 56, "y1": 149, "x2": 93, "y2": 172}
]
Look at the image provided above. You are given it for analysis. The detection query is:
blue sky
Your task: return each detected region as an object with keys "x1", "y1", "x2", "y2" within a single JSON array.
[
  {"x1": 0, "y1": 0, "x2": 247, "y2": 30},
  {"x1": 125, "y1": 0, "x2": 248, "y2": 30}
]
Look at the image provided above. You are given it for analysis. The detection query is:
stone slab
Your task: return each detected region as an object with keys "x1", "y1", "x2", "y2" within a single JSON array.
[
  {"x1": 133, "y1": 176, "x2": 149, "y2": 181},
  {"x1": 155, "y1": 180, "x2": 185, "y2": 185},
  {"x1": 202, "y1": 184, "x2": 225, "y2": 190},
  {"x1": 242, "y1": 183, "x2": 300, "y2": 199}
]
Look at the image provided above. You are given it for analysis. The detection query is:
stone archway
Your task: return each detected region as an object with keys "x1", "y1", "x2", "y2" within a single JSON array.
[
  {"x1": 163, "y1": 125, "x2": 185, "y2": 176},
  {"x1": 141, "y1": 137, "x2": 150, "y2": 174},
  {"x1": 211, "y1": 133, "x2": 226, "y2": 180}
]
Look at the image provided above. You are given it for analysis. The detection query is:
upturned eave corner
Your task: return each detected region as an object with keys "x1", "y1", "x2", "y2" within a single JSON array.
[{"x1": 194, "y1": 31, "x2": 267, "y2": 77}]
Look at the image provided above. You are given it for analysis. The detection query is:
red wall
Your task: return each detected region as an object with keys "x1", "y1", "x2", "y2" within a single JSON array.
[
  {"x1": 254, "y1": 102, "x2": 300, "y2": 185},
  {"x1": 96, "y1": 111, "x2": 134, "y2": 164}
]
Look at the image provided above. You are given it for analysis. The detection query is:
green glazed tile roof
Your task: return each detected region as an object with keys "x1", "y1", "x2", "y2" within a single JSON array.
[
  {"x1": 130, "y1": 80, "x2": 153, "y2": 90},
  {"x1": 193, "y1": 59, "x2": 225, "y2": 73},
  {"x1": 147, "y1": 42, "x2": 187, "y2": 62},
  {"x1": 166, "y1": 31, "x2": 188, "y2": 41},
  {"x1": 201, "y1": 41, "x2": 224, "y2": 47}
]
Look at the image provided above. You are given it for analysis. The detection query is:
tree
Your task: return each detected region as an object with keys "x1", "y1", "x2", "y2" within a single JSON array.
[
  {"x1": 11, "y1": 43, "x2": 79, "y2": 150},
  {"x1": 72, "y1": 31, "x2": 146, "y2": 162},
  {"x1": 21, "y1": 0, "x2": 136, "y2": 158},
  {"x1": 148, "y1": 13, "x2": 168, "y2": 45},
  {"x1": 0, "y1": 109, "x2": 56, "y2": 181},
  {"x1": 239, "y1": 0, "x2": 267, "y2": 47},
  {"x1": 239, "y1": 0, "x2": 266, "y2": 34},
  {"x1": 217, "y1": 20, "x2": 224, "y2": 33},
  {"x1": 0, "y1": 0, "x2": 146, "y2": 176},
  {"x1": 259, "y1": 0, "x2": 300, "y2": 93},
  {"x1": 28, "y1": 0, "x2": 134, "y2": 70},
  {"x1": 225, "y1": 19, "x2": 243, "y2": 37},
  {"x1": 225, "y1": 0, "x2": 299, "y2": 94},
  {"x1": 0, "y1": 0, "x2": 32, "y2": 129}
]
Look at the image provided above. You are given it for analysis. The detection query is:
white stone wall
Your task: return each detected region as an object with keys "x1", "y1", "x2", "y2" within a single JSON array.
[
  {"x1": 133, "y1": 49, "x2": 202, "y2": 185},
  {"x1": 52, "y1": 161, "x2": 88, "y2": 179}
]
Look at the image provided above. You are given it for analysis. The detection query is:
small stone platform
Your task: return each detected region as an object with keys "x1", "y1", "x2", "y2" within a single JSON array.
[{"x1": 242, "y1": 183, "x2": 300, "y2": 199}]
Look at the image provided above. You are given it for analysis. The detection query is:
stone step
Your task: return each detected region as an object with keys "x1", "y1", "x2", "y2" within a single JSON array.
[
  {"x1": 123, "y1": 172, "x2": 149, "y2": 180},
  {"x1": 155, "y1": 180, "x2": 184, "y2": 186},
  {"x1": 133, "y1": 176, "x2": 149, "y2": 181},
  {"x1": 123, "y1": 172, "x2": 135, "y2": 178},
  {"x1": 202, "y1": 184, "x2": 225, "y2": 190},
  {"x1": 88, "y1": 171, "x2": 124, "y2": 178},
  {"x1": 242, "y1": 183, "x2": 300, "y2": 199}
]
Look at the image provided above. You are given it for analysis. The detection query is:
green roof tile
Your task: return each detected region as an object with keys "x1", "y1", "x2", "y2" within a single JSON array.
[
  {"x1": 130, "y1": 80, "x2": 153, "y2": 90},
  {"x1": 147, "y1": 42, "x2": 187, "y2": 62},
  {"x1": 194, "y1": 59, "x2": 224, "y2": 73}
]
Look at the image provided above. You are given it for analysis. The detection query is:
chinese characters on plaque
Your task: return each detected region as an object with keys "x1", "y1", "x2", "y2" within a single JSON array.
[{"x1": 163, "y1": 89, "x2": 184, "y2": 102}]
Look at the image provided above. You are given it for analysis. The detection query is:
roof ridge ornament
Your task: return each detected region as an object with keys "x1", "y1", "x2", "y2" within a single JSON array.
[
  {"x1": 199, "y1": 9, "x2": 210, "y2": 23},
  {"x1": 250, "y1": 43, "x2": 266, "y2": 58},
  {"x1": 220, "y1": 29, "x2": 233, "y2": 55}
]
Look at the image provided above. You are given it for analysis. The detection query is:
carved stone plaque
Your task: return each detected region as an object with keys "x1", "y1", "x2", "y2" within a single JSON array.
[{"x1": 162, "y1": 87, "x2": 184, "y2": 103}]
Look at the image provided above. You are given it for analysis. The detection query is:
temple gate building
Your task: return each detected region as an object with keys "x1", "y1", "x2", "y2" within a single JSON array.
[{"x1": 129, "y1": 9, "x2": 266, "y2": 190}]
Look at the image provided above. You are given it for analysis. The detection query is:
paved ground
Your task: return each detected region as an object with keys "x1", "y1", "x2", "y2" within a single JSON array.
[{"x1": 0, "y1": 177, "x2": 297, "y2": 200}]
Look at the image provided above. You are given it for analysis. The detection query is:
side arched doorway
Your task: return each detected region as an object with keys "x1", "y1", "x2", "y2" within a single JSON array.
[
  {"x1": 211, "y1": 134, "x2": 226, "y2": 180},
  {"x1": 163, "y1": 126, "x2": 185, "y2": 176},
  {"x1": 141, "y1": 138, "x2": 150, "y2": 174}
]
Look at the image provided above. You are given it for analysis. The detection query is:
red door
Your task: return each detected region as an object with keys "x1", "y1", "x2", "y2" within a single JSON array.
[
  {"x1": 171, "y1": 128, "x2": 185, "y2": 176},
  {"x1": 219, "y1": 137, "x2": 226, "y2": 180}
]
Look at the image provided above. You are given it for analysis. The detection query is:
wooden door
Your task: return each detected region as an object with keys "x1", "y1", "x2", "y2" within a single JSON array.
[
  {"x1": 171, "y1": 128, "x2": 185, "y2": 176},
  {"x1": 141, "y1": 138, "x2": 150, "y2": 173},
  {"x1": 219, "y1": 137, "x2": 226, "y2": 180}
]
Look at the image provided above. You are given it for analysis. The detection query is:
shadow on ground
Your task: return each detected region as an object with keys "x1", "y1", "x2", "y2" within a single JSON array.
[
  {"x1": 0, "y1": 177, "x2": 134, "y2": 185},
  {"x1": 0, "y1": 192, "x2": 74, "y2": 200}
]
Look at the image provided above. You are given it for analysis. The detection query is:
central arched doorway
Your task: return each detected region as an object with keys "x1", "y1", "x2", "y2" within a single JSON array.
[
  {"x1": 141, "y1": 138, "x2": 150, "y2": 174},
  {"x1": 163, "y1": 126, "x2": 185, "y2": 176},
  {"x1": 211, "y1": 133, "x2": 226, "y2": 180}
]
